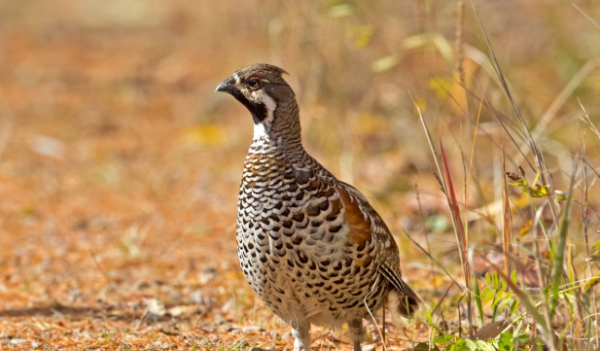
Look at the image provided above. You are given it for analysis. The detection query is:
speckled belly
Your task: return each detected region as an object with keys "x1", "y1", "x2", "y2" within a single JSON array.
[{"x1": 236, "y1": 147, "x2": 389, "y2": 325}]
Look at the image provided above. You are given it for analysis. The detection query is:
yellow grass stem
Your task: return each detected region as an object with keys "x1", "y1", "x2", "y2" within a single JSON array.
[{"x1": 465, "y1": 98, "x2": 483, "y2": 250}]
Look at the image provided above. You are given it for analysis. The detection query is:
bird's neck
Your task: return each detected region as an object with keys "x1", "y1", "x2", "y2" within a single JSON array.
[{"x1": 251, "y1": 100, "x2": 310, "y2": 165}]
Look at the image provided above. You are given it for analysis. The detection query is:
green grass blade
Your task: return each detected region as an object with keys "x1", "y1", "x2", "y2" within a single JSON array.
[
  {"x1": 474, "y1": 275, "x2": 484, "y2": 326},
  {"x1": 487, "y1": 262, "x2": 549, "y2": 334},
  {"x1": 550, "y1": 165, "x2": 576, "y2": 318}
]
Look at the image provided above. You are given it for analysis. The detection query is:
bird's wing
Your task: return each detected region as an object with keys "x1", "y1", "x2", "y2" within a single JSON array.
[
  {"x1": 336, "y1": 181, "x2": 420, "y2": 315},
  {"x1": 335, "y1": 182, "x2": 402, "y2": 278},
  {"x1": 290, "y1": 163, "x2": 419, "y2": 312}
]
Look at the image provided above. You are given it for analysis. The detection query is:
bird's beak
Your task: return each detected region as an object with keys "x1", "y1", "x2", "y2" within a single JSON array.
[{"x1": 215, "y1": 77, "x2": 237, "y2": 94}]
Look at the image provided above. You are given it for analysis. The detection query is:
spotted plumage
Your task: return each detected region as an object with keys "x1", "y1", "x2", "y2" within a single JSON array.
[{"x1": 216, "y1": 63, "x2": 419, "y2": 351}]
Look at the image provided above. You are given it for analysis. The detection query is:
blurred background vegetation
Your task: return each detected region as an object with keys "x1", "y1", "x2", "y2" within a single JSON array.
[{"x1": 0, "y1": 0, "x2": 599, "y2": 349}]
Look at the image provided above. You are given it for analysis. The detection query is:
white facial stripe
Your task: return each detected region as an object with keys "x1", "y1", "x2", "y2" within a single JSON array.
[
  {"x1": 252, "y1": 90, "x2": 278, "y2": 140},
  {"x1": 250, "y1": 90, "x2": 277, "y2": 123},
  {"x1": 259, "y1": 92, "x2": 277, "y2": 123}
]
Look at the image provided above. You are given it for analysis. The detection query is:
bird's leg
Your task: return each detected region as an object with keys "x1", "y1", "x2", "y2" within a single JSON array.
[
  {"x1": 291, "y1": 319, "x2": 311, "y2": 351},
  {"x1": 349, "y1": 319, "x2": 365, "y2": 351}
]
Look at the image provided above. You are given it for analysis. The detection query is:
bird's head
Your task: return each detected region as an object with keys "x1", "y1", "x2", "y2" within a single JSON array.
[{"x1": 216, "y1": 63, "x2": 296, "y2": 135}]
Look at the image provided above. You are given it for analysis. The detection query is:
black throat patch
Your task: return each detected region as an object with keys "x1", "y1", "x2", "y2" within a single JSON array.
[{"x1": 230, "y1": 90, "x2": 269, "y2": 124}]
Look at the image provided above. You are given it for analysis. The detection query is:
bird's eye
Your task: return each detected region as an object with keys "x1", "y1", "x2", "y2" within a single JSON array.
[{"x1": 248, "y1": 78, "x2": 260, "y2": 88}]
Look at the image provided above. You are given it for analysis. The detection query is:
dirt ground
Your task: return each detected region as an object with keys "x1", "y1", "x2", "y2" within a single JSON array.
[{"x1": 0, "y1": 1, "x2": 598, "y2": 350}]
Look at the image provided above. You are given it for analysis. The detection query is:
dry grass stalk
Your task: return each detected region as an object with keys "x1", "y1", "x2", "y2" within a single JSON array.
[
  {"x1": 412, "y1": 92, "x2": 474, "y2": 336},
  {"x1": 455, "y1": 1, "x2": 465, "y2": 86},
  {"x1": 501, "y1": 146, "x2": 512, "y2": 274},
  {"x1": 468, "y1": 2, "x2": 562, "y2": 240}
]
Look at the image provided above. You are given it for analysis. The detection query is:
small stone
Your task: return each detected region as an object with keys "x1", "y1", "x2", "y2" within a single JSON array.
[
  {"x1": 242, "y1": 326, "x2": 264, "y2": 333},
  {"x1": 167, "y1": 305, "x2": 201, "y2": 317},
  {"x1": 224, "y1": 325, "x2": 240, "y2": 334},
  {"x1": 199, "y1": 267, "x2": 217, "y2": 285},
  {"x1": 144, "y1": 298, "x2": 166, "y2": 316},
  {"x1": 202, "y1": 324, "x2": 216, "y2": 333},
  {"x1": 189, "y1": 289, "x2": 204, "y2": 304},
  {"x1": 215, "y1": 314, "x2": 225, "y2": 325},
  {"x1": 30, "y1": 135, "x2": 65, "y2": 159},
  {"x1": 221, "y1": 299, "x2": 235, "y2": 314}
]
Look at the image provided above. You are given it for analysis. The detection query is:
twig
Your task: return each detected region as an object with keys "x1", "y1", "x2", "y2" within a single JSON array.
[
  {"x1": 89, "y1": 248, "x2": 111, "y2": 283},
  {"x1": 364, "y1": 279, "x2": 387, "y2": 351},
  {"x1": 573, "y1": 3, "x2": 600, "y2": 30},
  {"x1": 402, "y1": 228, "x2": 464, "y2": 292}
]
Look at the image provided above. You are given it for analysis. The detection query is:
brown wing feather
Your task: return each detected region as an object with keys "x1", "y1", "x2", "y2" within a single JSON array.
[
  {"x1": 337, "y1": 182, "x2": 420, "y2": 315},
  {"x1": 296, "y1": 167, "x2": 420, "y2": 316},
  {"x1": 336, "y1": 185, "x2": 372, "y2": 249}
]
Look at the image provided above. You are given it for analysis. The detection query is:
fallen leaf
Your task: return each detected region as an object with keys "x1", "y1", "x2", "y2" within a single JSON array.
[
  {"x1": 584, "y1": 271, "x2": 600, "y2": 291},
  {"x1": 167, "y1": 305, "x2": 203, "y2": 317},
  {"x1": 473, "y1": 320, "x2": 510, "y2": 340},
  {"x1": 30, "y1": 135, "x2": 66, "y2": 159}
]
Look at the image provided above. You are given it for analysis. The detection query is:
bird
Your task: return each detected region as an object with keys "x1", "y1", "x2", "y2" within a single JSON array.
[{"x1": 216, "y1": 63, "x2": 419, "y2": 351}]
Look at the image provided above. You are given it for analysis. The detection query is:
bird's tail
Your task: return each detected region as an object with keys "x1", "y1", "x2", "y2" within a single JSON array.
[{"x1": 390, "y1": 280, "x2": 420, "y2": 317}]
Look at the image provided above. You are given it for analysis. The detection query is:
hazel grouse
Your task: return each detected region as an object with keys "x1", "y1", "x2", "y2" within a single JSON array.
[{"x1": 216, "y1": 63, "x2": 418, "y2": 351}]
